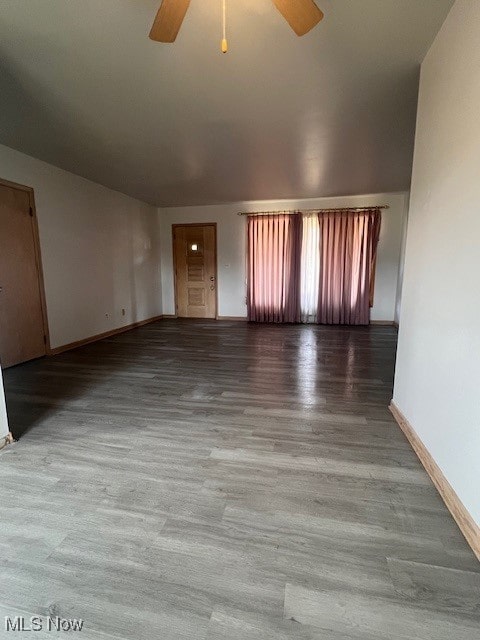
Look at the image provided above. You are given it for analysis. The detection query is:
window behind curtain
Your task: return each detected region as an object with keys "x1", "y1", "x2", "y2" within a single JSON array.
[
  {"x1": 247, "y1": 209, "x2": 381, "y2": 325},
  {"x1": 300, "y1": 213, "x2": 321, "y2": 323}
]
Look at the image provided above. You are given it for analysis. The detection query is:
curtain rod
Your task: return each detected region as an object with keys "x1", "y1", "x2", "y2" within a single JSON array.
[{"x1": 238, "y1": 205, "x2": 389, "y2": 216}]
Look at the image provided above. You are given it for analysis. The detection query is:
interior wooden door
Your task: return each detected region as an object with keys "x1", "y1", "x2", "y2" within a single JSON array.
[
  {"x1": 0, "y1": 182, "x2": 47, "y2": 368},
  {"x1": 173, "y1": 224, "x2": 217, "y2": 318}
]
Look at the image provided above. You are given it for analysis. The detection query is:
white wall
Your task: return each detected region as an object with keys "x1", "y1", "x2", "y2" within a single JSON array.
[
  {"x1": 160, "y1": 192, "x2": 408, "y2": 321},
  {"x1": 0, "y1": 367, "x2": 8, "y2": 439},
  {"x1": 394, "y1": 195, "x2": 410, "y2": 325},
  {"x1": 0, "y1": 144, "x2": 163, "y2": 349},
  {"x1": 394, "y1": 0, "x2": 480, "y2": 525}
]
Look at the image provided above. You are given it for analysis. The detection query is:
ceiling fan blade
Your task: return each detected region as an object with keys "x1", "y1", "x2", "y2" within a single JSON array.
[
  {"x1": 149, "y1": 0, "x2": 191, "y2": 43},
  {"x1": 272, "y1": 0, "x2": 324, "y2": 36}
]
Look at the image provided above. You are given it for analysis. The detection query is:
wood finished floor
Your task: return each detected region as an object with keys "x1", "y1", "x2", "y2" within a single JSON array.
[{"x1": 1, "y1": 320, "x2": 479, "y2": 639}]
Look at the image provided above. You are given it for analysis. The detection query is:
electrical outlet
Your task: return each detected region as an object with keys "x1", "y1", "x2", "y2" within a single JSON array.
[{"x1": 122, "y1": 308, "x2": 126, "y2": 316}]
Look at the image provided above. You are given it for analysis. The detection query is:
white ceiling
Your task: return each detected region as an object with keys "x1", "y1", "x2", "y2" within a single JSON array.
[{"x1": 0, "y1": 0, "x2": 453, "y2": 206}]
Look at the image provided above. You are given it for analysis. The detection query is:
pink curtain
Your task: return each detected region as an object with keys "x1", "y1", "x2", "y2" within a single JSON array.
[
  {"x1": 317, "y1": 209, "x2": 381, "y2": 325},
  {"x1": 247, "y1": 213, "x2": 302, "y2": 323}
]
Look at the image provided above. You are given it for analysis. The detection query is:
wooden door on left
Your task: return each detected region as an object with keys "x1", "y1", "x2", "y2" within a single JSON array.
[{"x1": 0, "y1": 181, "x2": 48, "y2": 368}]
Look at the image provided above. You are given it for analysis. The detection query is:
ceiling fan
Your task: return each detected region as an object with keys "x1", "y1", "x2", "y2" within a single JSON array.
[{"x1": 149, "y1": 0, "x2": 324, "y2": 47}]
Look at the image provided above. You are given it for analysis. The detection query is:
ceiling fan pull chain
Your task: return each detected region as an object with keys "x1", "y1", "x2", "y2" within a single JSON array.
[{"x1": 221, "y1": 0, "x2": 228, "y2": 53}]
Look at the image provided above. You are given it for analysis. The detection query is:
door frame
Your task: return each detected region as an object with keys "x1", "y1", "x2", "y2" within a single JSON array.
[
  {"x1": 0, "y1": 177, "x2": 51, "y2": 357},
  {"x1": 172, "y1": 223, "x2": 218, "y2": 319}
]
